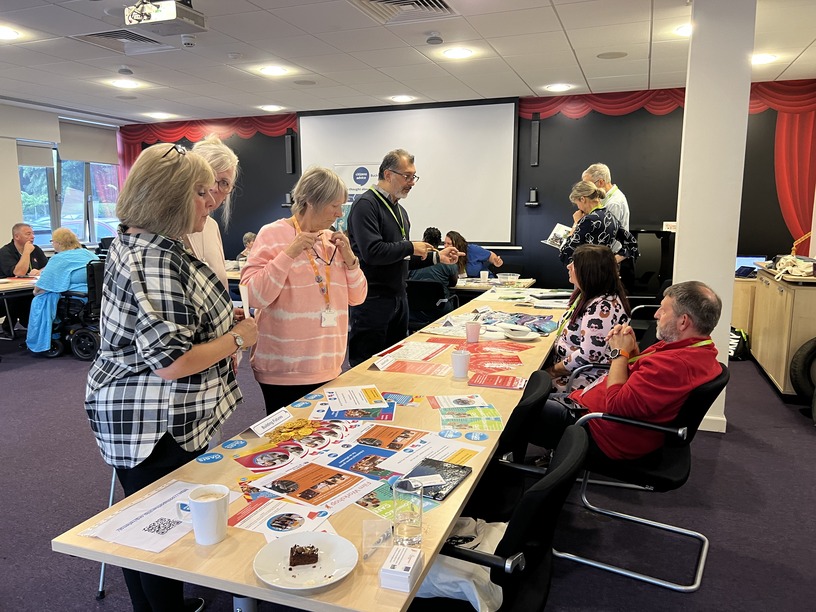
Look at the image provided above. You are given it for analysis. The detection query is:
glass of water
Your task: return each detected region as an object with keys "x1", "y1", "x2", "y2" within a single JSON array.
[{"x1": 392, "y1": 476, "x2": 423, "y2": 547}]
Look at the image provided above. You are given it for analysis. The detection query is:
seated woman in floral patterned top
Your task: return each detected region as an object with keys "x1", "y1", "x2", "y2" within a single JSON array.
[{"x1": 545, "y1": 244, "x2": 630, "y2": 392}]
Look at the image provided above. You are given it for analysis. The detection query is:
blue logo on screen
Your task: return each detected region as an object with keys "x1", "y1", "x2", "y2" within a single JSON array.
[
  {"x1": 353, "y1": 167, "x2": 370, "y2": 185},
  {"x1": 196, "y1": 452, "x2": 223, "y2": 463}
]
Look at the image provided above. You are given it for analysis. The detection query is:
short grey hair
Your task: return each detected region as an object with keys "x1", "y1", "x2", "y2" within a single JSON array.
[
  {"x1": 242, "y1": 231, "x2": 256, "y2": 247},
  {"x1": 192, "y1": 134, "x2": 239, "y2": 227},
  {"x1": 663, "y1": 280, "x2": 722, "y2": 335},
  {"x1": 378, "y1": 148, "x2": 414, "y2": 180},
  {"x1": 583, "y1": 163, "x2": 612, "y2": 184},
  {"x1": 12, "y1": 223, "x2": 31, "y2": 237},
  {"x1": 291, "y1": 166, "x2": 347, "y2": 216}
]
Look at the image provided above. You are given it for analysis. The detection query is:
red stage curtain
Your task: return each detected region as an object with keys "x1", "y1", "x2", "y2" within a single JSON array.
[
  {"x1": 519, "y1": 88, "x2": 686, "y2": 119},
  {"x1": 117, "y1": 114, "x2": 297, "y2": 180},
  {"x1": 774, "y1": 110, "x2": 816, "y2": 254}
]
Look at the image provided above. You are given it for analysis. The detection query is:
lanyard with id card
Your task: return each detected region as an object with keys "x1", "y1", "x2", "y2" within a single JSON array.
[{"x1": 292, "y1": 217, "x2": 338, "y2": 328}]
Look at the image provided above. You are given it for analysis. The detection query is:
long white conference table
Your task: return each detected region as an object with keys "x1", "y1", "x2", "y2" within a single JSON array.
[{"x1": 52, "y1": 297, "x2": 562, "y2": 612}]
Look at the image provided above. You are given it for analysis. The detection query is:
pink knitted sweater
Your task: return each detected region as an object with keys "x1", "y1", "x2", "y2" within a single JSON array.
[{"x1": 241, "y1": 219, "x2": 367, "y2": 386}]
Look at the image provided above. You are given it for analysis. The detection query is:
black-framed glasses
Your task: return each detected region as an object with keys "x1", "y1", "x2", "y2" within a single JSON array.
[
  {"x1": 388, "y1": 169, "x2": 420, "y2": 183},
  {"x1": 214, "y1": 178, "x2": 233, "y2": 194},
  {"x1": 161, "y1": 144, "x2": 187, "y2": 159},
  {"x1": 312, "y1": 243, "x2": 336, "y2": 266}
]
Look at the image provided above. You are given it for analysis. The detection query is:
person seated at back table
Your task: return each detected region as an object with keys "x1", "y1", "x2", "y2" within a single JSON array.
[
  {"x1": 237, "y1": 231, "x2": 256, "y2": 261},
  {"x1": 445, "y1": 230, "x2": 503, "y2": 277},
  {"x1": 544, "y1": 244, "x2": 630, "y2": 392},
  {"x1": 26, "y1": 228, "x2": 99, "y2": 354},
  {"x1": 0, "y1": 222, "x2": 49, "y2": 335},
  {"x1": 407, "y1": 257, "x2": 459, "y2": 327},
  {"x1": 532, "y1": 280, "x2": 722, "y2": 462},
  {"x1": 410, "y1": 227, "x2": 442, "y2": 270}
]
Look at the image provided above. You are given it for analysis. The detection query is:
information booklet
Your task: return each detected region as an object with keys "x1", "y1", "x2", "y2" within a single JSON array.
[
  {"x1": 542, "y1": 223, "x2": 572, "y2": 248},
  {"x1": 404, "y1": 458, "x2": 473, "y2": 501},
  {"x1": 467, "y1": 373, "x2": 528, "y2": 390}
]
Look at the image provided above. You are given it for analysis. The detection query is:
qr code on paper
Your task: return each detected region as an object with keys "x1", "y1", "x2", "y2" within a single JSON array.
[{"x1": 143, "y1": 517, "x2": 182, "y2": 536}]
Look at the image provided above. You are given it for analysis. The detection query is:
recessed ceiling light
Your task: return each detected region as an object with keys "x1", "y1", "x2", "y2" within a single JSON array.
[
  {"x1": 110, "y1": 79, "x2": 140, "y2": 89},
  {"x1": 443, "y1": 47, "x2": 473, "y2": 59},
  {"x1": 544, "y1": 83, "x2": 573, "y2": 93},
  {"x1": 259, "y1": 105, "x2": 285, "y2": 112},
  {"x1": 596, "y1": 51, "x2": 628, "y2": 60},
  {"x1": 675, "y1": 24, "x2": 692, "y2": 37},
  {"x1": 390, "y1": 95, "x2": 415, "y2": 103},
  {"x1": 145, "y1": 112, "x2": 174, "y2": 120},
  {"x1": 752, "y1": 53, "x2": 777, "y2": 65},
  {"x1": 260, "y1": 65, "x2": 288, "y2": 76},
  {"x1": 0, "y1": 26, "x2": 21, "y2": 40}
]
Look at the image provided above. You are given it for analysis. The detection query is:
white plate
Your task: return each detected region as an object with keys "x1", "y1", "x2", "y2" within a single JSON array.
[
  {"x1": 496, "y1": 323, "x2": 530, "y2": 333},
  {"x1": 253, "y1": 531, "x2": 358, "y2": 592},
  {"x1": 503, "y1": 330, "x2": 539, "y2": 342}
]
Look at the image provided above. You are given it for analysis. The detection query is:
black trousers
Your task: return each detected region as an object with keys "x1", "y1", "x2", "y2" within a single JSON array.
[
  {"x1": 259, "y1": 381, "x2": 331, "y2": 416},
  {"x1": 348, "y1": 293, "x2": 409, "y2": 367},
  {"x1": 115, "y1": 433, "x2": 204, "y2": 612},
  {"x1": 530, "y1": 399, "x2": 608, "y2": 461}
]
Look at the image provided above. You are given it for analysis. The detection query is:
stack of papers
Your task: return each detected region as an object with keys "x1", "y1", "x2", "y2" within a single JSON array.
[{"x1": 379, "y1": 546, "x2": 425, "y2": 592}]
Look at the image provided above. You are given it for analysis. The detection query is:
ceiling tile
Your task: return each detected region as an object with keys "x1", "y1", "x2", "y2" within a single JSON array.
[
  {"x1": 447, "y1": 0, "x2": 552, "y2": 16},
  {"x1": 18, "y1": 37, "x2": 119, "y2": 61},
  {"x1": 574, "y1": 42, "x2": 650, "y2": 64},
  {"x1": 568, "y1": 21, "x2": 651, "y2": 48},
  {"x1": 378, "y1": 63, "x2": 451, "y2": 81},
  {"x1": 505, "y1": 51, "x2": 581, "y2": 72},
  {"x1": 487, "y1": 31, "x2": 572, "y2": 56},
  {"x1": 588, "y1": 74, "x2": 649, "y2": 93},
  {"x1": 330, "y1": 94, "x2": 389, "y2": 108},
  {"x1": 293, "y1": 52, "x2": 372, "y2": 72},
  {"x1": 208, "y1": 11, "x2": 305, "y2": 41},
  {"x1": 270, "y1": 1, "x2": 380, "y2": 34},
  {"x1": 316, "y1": 27, "x2": 405, "y2": 52},
  {"x1": 386, "y1": 17, "x2": 480, "y2": 46},
  {"x1": 582, "y1": 58, "x2": 648, "y2": 80},
  {"x1": 3, "y1": 4, "x2": 110, "y2": 37},
  {"x1": 249, "y1": 34, "x2": 340, "y2": 58},
  {"x1": 350, "y1": 47, "x2": 429, "y2": 68},
  {"x1": 555, "y1": 0, "x2": 652, "y2": 30},
  {"x1": 321, "y1": 69, "x2": 396, "y2": 85},
  {"x1": 441, "y1": 57, "x2": 515, "y2": 77},
  {"x1": 466, "y1": 7, "x2": 561, "y2": 38}
]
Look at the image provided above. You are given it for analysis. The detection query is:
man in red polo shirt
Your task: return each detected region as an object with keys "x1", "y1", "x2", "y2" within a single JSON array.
[{"x1": 532, "y1": 280, "x2": 722, "y2": 461}]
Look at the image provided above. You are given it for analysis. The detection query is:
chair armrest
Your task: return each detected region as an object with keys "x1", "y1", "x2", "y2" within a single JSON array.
[
  {"x1": 495, "y1": 455, "x2": 549, "y2": 477},
  {"x1": 575, "y1": 412, "x2": 687, "y2": 440},
  {"x1": 631, "y1": 304, "x2": 659, "y2": 318},
  {"x1": 565, "y1": 363, "x2": 611, "y2": 392},
  {"x1": 63, "y1": 291, "x2": 87, "y2": 299},
  {"x1": 439, "y1": 543, "x2": 526, "y2": 575}
]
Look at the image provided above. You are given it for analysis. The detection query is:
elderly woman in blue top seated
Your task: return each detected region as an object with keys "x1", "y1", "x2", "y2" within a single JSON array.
[
  {"x1": 445, "y1": 230, "x2": 503, "y2": 277},
  {"x1": 26, "y1": 227, "x2": 99, "y2": 353}
]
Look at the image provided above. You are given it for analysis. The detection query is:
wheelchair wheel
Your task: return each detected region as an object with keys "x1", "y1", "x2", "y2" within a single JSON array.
[
  {"x1": 45, "y1": 339, "x2": 65, "y2": 358},
  {"x1": 71, "y1": 329, "x2": 99, "y2": 361}
]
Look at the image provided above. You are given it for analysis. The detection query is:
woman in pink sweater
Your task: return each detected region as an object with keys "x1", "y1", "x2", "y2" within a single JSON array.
[{"x1": 241, "y1": 167, "x2": 368, "y2": 415}]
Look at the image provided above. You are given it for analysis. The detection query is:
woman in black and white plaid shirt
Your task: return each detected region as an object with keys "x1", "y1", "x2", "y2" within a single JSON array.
[{"x1": 85, "y1": 143, "x2": 258, "y2": 612}]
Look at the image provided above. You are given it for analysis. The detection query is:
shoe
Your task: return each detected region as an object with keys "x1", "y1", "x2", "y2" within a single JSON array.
[{"x1": 184, "y1": 597, "x2": 205, "y2": 612}]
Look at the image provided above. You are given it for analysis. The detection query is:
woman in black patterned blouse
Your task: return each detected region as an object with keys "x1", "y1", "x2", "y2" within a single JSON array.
[{"x1": 559, "y1": 180, "x2": 639, "y2": 266}]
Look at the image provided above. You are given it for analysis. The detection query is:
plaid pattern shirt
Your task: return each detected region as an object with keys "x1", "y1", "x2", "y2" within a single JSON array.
[{"x1": 85, "y1": 230, "x2": 241, "y2": 469}]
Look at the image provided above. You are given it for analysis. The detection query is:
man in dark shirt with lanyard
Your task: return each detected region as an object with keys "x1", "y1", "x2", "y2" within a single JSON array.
[
  {"x1": 0, "y1": 223, "x2": 49, "y2": 335},
  {"x1": 347, "y1": 149, "x2": 461, "y2": 367}
]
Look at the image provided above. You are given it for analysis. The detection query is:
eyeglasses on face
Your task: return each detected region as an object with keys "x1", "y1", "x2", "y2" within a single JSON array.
[
  {"x1": 213, "y1": 178, "x2": 233, "y2": 194},
  {"x1": 161, "y1": 144, "x2": 187, "y2": 159},
  {"x1": 388, "y1": 169, "x2": 420, "y2": 183}
]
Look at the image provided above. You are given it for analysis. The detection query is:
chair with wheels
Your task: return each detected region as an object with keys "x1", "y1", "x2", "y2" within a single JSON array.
[
  {"x1": 553, "y1": 362, "x2": 730, "y2": 592},
  {"x1": 410, "y1": 424, "x2": 589, "y2": 612},
  {"x1": 406, "y1": 279, "x2": 459, "y2": 332}
]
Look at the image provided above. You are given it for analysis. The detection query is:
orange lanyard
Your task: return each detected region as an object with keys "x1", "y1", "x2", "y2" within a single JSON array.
[{"x1": 292, "y1": 217, "x2": 332, "y2": 310}]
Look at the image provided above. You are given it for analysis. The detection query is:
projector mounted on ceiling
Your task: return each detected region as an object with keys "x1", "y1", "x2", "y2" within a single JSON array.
[{"x1": 124, "y1": 1, "x2": 207, "y2": 36}]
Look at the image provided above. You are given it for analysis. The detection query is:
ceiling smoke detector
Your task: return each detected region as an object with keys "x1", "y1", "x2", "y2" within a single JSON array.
[
  {"x1": 426, "y1": 31, "x2": 443, "y2": 45},
  {"x1": 118, "y1": 65, "x2": 134, "y2": 75}
]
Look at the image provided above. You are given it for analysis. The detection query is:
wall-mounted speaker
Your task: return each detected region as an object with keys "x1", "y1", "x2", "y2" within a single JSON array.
[
  {"x1": 284, "y1": 129, "x2": 295, "y2": 174},
  {"x1": 530, "y1": 113, "x2": 540, "y2": 167}
]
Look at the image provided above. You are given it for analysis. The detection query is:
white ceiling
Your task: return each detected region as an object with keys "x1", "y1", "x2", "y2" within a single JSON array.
[{"x1": 0, "y1": 0, "x2": 814, "y2": 126}]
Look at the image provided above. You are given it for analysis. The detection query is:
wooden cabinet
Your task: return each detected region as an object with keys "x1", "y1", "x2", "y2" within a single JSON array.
[
  {"x1": 751, "y1": 268, "x2": 816, "y2": 394},
  {"x1": 732, "y1": 278, "x2": 756, "y2": 336}
]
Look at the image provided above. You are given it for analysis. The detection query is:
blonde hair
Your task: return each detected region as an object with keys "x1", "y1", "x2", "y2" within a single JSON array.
[
  {"x1": 192, "y1": 134, "x2": 239, "y2": 227},
  {"x1": 569, "y1": 180, "x2": 606, "y2": 203},
  {"x1": 116, "y1": 144, "x2": 214, "y2": 239},
  {"x1": 291, "y1": 166, "x2": 347, "y2": 216},
  {"x1": 51, "y1": 227, "x2": 82, "y2": 250}
]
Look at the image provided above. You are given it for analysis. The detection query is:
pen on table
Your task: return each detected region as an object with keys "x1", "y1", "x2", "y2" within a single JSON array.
[{"x1": 363, "y1": 530, "x2": 392, "y2": 560}]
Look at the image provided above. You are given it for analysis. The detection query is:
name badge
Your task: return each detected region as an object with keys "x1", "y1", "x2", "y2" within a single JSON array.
[{"x1": 321, "y1": 309, "x2": 338, "y2": 328}]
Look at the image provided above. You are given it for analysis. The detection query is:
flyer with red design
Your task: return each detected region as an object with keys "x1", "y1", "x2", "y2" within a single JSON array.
[{"x1": 467, "y1": 374, "x2": 528, "y2": 390}]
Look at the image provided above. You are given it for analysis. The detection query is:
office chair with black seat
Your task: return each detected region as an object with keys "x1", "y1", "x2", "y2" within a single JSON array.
[
  {"x1": 406, "y1": 279, "x2": 458, "y2": 332},
  {"x1": 410, "y1": 425, "x2": 588, "y2": 612},
  {"x1": 554, "y1": 362, "x2": 729, "y2": 592},
  {"x1": 627, "y1": 278, "x2": 671, "y2": 345}
]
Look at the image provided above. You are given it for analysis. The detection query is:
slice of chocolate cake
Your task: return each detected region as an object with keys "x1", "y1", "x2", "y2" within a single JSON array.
[{"x1": 289, "y1": 544, "x2": 319, "y2": 567}]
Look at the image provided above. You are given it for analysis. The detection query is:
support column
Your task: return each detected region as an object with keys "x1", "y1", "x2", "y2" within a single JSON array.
[{"x1": 674, "y1": 0, "x2": 756, "y2": 432}]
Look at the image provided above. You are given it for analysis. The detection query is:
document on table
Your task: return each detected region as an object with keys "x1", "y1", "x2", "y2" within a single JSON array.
[
  {"x1": 81, "y1": 480, "x2": 240, "y2": 553},
  {"x1": 376, "y1": 341, "x2": 450, "y2": 362},
  {"x1": 228, "y1": 496, "x2": 331, "y2": 542},
  {"x1": 325, "y1": 385, "x2": 388, "y2": 411}
]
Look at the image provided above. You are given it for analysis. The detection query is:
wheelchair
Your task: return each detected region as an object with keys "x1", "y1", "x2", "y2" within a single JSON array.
[{"x1": 42, "y1": 259, "x2": 104, "y2": 361}]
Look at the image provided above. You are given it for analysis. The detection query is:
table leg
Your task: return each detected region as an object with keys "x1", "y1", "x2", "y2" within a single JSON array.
[{"x1": 233, "y1": 595, "x2": 258, "y2": 612}]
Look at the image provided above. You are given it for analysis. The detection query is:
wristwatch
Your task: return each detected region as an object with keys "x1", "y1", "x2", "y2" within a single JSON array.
[
  {"x1": 229, "y1": 331, "x2": 244, "y2": 350},
  {"x1": 609, "y1": 348, "x2": 630, "y2": 360}
]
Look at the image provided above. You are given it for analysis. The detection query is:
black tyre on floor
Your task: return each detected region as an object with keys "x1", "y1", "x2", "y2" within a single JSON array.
[
  {"x1": 45, "y1": 339, "x2": 64, "y2": 358},
  {"x1": 790, "y1": 338, "x2": 816, "y2": 401},
  {"x1": 71, "y1": 329, "x2": 99, "y2": 361}
]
